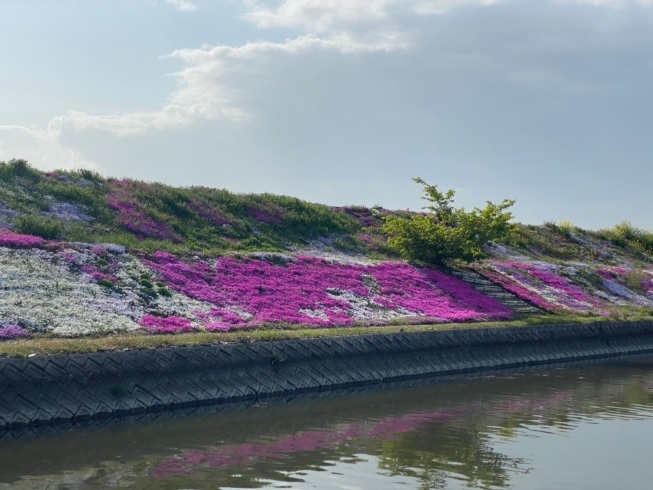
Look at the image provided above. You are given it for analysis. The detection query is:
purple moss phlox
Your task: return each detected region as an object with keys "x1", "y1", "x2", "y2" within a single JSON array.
[
  {"x1": 643, "y1": 277, "x2": 653, "y2": 296},
  {"x1": 108, "y1": 184, "x2": 182, "y2": 242},
  {"x1": 246, "y1": 206, "x2": 284, "y2": 224},
  {"x1": 187, "y1": 200, "x2": 232, "y2": 226},
  {"x1": 139, "y1": 315, "x2": 196, "y2": 334},
  {"x1": 482, "y1": 268, "x2": 554, "y2": 311},
  {"x1": 484, "y1": 261, "x2": 599, "y2": 312},
  {"x1": 0, "y1": 325, "x2": 30, "y2": 340},
  {"x1": 0, "y1": 230, "x2": 44, "y2": 248},
  {"x1": 510, "y1": 262, "x2": 591, "y2": 304},
  {"x1": 144, "y1": 252, "x2": 511, "y2": 330}
]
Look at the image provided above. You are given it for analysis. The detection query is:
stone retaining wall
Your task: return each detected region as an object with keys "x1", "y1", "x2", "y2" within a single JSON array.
[{"x1": 2, "y1": 320, "x2": 653, "y2": 431}]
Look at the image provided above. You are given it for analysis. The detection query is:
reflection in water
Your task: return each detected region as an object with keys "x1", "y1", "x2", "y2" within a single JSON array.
[{"x1": 1, "y1": 357, "x2": 653, "y2": 489}]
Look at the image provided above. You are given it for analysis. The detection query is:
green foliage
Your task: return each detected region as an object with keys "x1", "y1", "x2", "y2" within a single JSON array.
[
  {"x1": 382, "y1": 178, "x2": 517, "y2": 265},
  {"x1": 608, "y1": 221, "x2": 653, "y2": 254},
  {"x1": 557, "y1": 219, "x2": 576, "y2": 237},
  {"x1": 623, "y1": 270, "x2": 648, "y2": 293},
  {"x1": 573, "y1": 268, "x2": 604, "y2": 288},
  {"x1": 0, "y1": 161, "x2": 364, "y2": 253},
  {"x1": 543, "y1": 219, "x2": 576, "y2": 239},
  {"x1": 157, "y1": 286, "x2": 172, "y2": 297},
  {"x1": 13, "y1": 214, "x2": 63, "y2": 239},
  {"x1": 104, "y1": 179, "x2": 360, "y2": 252},
  {"x1": 513, "y1": 225, "x2": 577, "y2": 260},
  {"x1": 41, "y1": 179, "x2": 110, "y2": 222},
  {"x1": 0, "y1": 159, "x2": 41, "y2": 183},
  {"x1": 97, "y1": 279, "x2": 115, "y2": 288}
]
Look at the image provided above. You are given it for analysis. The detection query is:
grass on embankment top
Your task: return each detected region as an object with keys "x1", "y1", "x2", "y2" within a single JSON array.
[{"x1": 2, "y1": 312, "x2": 652, "y2": 358}]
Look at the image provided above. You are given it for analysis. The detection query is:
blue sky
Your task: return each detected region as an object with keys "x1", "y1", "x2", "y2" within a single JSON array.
[{"x1": 1, "y1": 0, "x2": 652, "y2": 229}]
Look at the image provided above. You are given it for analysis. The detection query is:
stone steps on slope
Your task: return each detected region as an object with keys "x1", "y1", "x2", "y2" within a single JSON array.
[{"x1": 450, "y1": 270, "x2": 540, "y2": 314}]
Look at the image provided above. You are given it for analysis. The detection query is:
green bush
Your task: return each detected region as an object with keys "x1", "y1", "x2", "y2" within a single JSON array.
[
  {"x1": 597, "y1": 221, "x2": 653, "y2": 255},
  {"x1": 382, "y1": 178, "x2": 516, "y2": 265},
  {"x1": 13, "y1": 214, "x2": 63, "y2": 239},
  {"x1": 0, "y1": 159, "x2": 41, "y2": 183}
]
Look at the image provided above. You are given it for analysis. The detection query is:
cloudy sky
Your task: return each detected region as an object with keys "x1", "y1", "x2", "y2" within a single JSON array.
[{"x1": 1, "y1": 0, "x2": 652, "y2": 229}]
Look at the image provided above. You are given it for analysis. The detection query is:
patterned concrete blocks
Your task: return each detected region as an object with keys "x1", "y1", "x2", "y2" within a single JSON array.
[{"x1": 1, "y1": 320, "x2": 653, "y2": 431}]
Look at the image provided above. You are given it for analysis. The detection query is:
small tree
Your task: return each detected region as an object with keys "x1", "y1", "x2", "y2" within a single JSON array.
[{"x1": 382, "y1": 178, "x2": 516, "y2": 265}]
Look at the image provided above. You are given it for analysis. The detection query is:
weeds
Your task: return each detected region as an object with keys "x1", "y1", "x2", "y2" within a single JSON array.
[{"x1": 13, "y1": 214, "x2": 63, "y2": 239}]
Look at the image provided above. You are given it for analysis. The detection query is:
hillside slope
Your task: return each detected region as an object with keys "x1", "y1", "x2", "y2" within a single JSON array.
[
  {"x1": 0, "y1": 159, "x2": 651, "y2": 340},
  {"x1": 0, "y1": 159, "x2": 398, "y2": 257}
]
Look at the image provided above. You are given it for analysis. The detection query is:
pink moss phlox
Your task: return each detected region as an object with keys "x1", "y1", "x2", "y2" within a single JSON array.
[
  {"x1": 0, "y1": 325, "x2": 29, "y2": 340},
  {"x1": 108, "y1": 185, "x2": 182, "y2": 242},
  {"x1": 139, "y1": 315, "x2": 196, "y2": 334},
  {"x1": 60, "y1": 252, "x2": 78, "y2": 263},
  {"x1": 482, "y1": 268, "x2": 555, "y2": 311},
  {"x1": 144, "y1": 253, "x2": 511, "y2": 329},
  {"x1": 337, "y1": 207, "x2": 379, "y2": 227},
  {"x1": 641, "y1": 271, "x2": 653, "y2": 296},
  {"x1": 422, "y1": 268, "x2": 513, "y2": 319},
  {"x1": 368, "y1": 263, "x2": 511, "y2": 321},
  {"x1": 91, "y1": 245, "x2": 107, "y2": 256},
  {"x1": 507, "y1": 262, "x2": 596, "y2": 304},
  {"x1": 484, "y1": 261, "x2": 603, "y2": 312},
  {"x1": 246, "y1": 206, "x2": 283, "y2": 224},
  {"x1": 187, "y1": 200, "x2": 232, "y2": 226},
  {"x1": 0, "y1": 229, "x2": 44, "y2": 248},
  {"x1": 204, "y1": 323, "x2": 231, "y2": 332}
]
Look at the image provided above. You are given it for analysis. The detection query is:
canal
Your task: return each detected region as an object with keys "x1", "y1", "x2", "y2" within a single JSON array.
[{"x1": 1, "y1": 355, "x2": 652, "y2": 489}]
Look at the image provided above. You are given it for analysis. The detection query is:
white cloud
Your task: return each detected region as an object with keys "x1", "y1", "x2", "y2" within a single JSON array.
[
  {"x1": 1, "y1": 0, "x2": 495, "y2": 150},
  {"x1": 165, "y1": 0, "x2": 197, "y2": 12},
  {"x1": 34, "y1": 29, "x2": 412, "y2": 139},
  {"x1": 241, "y1": 0, "x2": 504, "y2": 31},
  {"x1": 48, "y1": 106, "x2": 195, "y2": 137},
  {"x1": 0, "y1": 125, "x2": 98, "y2": 171},
  {"x1": 552, "y1": 0, "x2": 653, "y2": 4},
  {"x1": 3, "y1": 0, "x2": 652, "y2": 171},
  {"x1": 242, "y1": 0, "x2": 397, "y2": 31}
]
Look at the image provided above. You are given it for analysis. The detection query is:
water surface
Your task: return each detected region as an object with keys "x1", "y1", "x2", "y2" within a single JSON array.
[{"x1": 2, "y1": 356, "x2": 653, "y2": 489}]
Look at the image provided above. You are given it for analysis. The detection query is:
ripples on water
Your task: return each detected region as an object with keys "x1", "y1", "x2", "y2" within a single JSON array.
[{"x1": 1, "y1": 357, "x2": 653, "y2": 489}]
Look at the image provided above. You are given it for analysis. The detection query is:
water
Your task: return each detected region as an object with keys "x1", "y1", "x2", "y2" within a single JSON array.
[{"x1": 2, "y1": 356, "x2": 653, "y2": 489}]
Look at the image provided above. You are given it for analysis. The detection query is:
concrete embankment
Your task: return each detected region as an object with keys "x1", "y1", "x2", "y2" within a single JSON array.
[{"x1": 2, "y1": 320, "x2": 653, "y2": 431}]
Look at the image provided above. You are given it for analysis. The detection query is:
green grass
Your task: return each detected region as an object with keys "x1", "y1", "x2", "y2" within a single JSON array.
[
  {"x1": 0, "y1": 159, "x2": 375, "y2": 254},
  {"x1": 2, "y1": 313, "x2": 650, "y2": 358}
]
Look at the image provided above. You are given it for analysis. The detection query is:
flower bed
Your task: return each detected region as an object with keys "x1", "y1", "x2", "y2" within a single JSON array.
[
  {"x1": 144, "y1": 253, "x2": 513, "y2": 330},
  {"x1": 0, "y1": 235, "x2": 512, "y2": 339},
  {"x1": 479, "y1": 260, "x2": 653, "y2": 313},
  {"x1": 108, "y1": 181, "x2": 182, "y2": 242}
]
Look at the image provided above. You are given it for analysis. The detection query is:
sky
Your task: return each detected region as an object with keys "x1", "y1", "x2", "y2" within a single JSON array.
[{"x1": 0, "y1": 0, "x2": 652, "y2": 229}]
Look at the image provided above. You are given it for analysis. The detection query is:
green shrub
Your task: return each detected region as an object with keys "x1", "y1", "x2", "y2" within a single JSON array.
[
  {"x1": 0, "y1": 159, "x2": 41, "y2": 183},
  {"x1": 597, "y1": 222, "x2": 653, "y2": 255},
  {"x1": 382, "y1": 178, "x2": 516, "y2": 265},
  {"x1": 555, "y1": 219, "x2": 576, "y2": 238},
  {"x1": 13, "y1": 214, "x2": 63, "y2": 239},
  {"x1": 623, "y1": 270, "x2": 648, "y2": 293},
  {"x1": 157, "y1": 286, "x2": 172, "y2": 297}
]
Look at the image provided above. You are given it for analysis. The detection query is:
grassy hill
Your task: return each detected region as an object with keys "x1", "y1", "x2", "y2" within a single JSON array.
[
  {"x1": 2, "y1": 159, "x2": 652, "y2": 265},
  {"x1": 0, "y1": 159, "x2": 403, "y2": 257}
]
